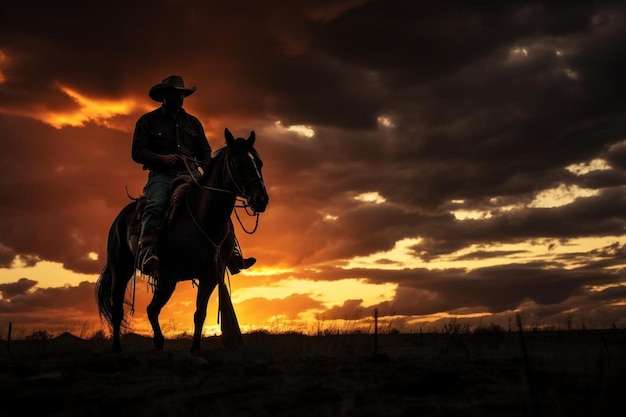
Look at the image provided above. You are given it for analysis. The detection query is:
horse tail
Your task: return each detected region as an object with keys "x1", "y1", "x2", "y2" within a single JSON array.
[{"x1": 95, "y1": 262, "x2": 114, "y2": 327}]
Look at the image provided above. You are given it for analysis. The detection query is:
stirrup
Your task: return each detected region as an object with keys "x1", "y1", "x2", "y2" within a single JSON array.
[{"x1": 140, "y1": 250, "x2": 159, "y2": 275}]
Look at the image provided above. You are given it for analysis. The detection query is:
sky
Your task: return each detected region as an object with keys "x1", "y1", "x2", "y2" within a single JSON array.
[{"x1": 1, "y1": 0, "x2": 626, "y2": 338}]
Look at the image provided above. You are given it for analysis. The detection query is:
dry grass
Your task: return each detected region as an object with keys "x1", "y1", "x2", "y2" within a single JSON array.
[{"x1": 0, "y1": 329, "x2": 624, "y2": 416}]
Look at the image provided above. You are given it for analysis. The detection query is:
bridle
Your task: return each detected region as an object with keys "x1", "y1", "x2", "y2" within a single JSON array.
[
  {"x1": 224, "y1": 149, "x2": 265, "y2": 203},
  {"x1": 181, "y1": 148, "x2": 265, "y2": 234}
]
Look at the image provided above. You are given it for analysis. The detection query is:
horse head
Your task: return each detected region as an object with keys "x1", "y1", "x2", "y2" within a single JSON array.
[{"x1": 224, "y1": 128, "x2": 269, "y2": 213}]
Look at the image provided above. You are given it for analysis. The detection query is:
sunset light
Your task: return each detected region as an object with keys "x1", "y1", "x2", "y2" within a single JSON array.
[
  {"x1": 1, "y1": 0, "x2": 626, "y2": 341},
  {"x1": 0, "y1": 50, "x2": 7, "y2": 84},
  {"x1": 275, "y1": 120, "x2": 315, "y2": 138},
  {"x1": 529, "y1": 184, "x2": 599, "y2": 208},
  {"x1": 41, "y1": 84, "x2": 142, "y2": 129},
  {"x1": 354, "y1": 191, "x2": 386, "y2": 204},
  {"x1": 377, "y1": 115, "x2": 394, "y2": 127},
  {"x1": 566, "y1": 158, "x2": 611, "y2": 175},
  {"x1": 4, "y1": 3, "x2": 626, "y2": 414}
]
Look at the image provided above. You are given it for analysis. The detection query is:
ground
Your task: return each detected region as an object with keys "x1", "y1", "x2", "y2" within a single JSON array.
[{"x1": 1, "y1": 330, "x2": 624, "y2": 416}]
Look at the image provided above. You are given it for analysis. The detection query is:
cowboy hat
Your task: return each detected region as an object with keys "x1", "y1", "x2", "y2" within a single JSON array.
[{"x1": 149, "y1": 75, "x2": 196, "y2": 102}]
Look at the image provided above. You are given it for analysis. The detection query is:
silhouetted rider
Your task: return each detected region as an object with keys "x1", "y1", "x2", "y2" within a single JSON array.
[{"x1": 131, "y1": 75, "x2": 255, "y2": 275}]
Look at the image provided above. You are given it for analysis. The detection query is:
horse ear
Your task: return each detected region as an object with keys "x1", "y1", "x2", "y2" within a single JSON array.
[
  {"x1": 247, "y1": 130, "x2": 256, "y2": 146},
  {"x1": 225, "y1": 128, "x2": 235, "y2": 146}
]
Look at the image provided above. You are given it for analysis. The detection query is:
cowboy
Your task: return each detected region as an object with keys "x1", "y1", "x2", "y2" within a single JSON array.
[{"x1": 131, "y1": 75, "x2": 256, "y2": 275}]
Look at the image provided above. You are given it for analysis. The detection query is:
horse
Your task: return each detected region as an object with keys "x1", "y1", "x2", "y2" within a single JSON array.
[{"x1": 95, "y1": 128, "x2": 268, "y2": 353}]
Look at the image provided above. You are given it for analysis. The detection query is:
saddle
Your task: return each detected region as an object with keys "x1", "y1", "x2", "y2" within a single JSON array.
[{"x1": 127, "y1": 175, "x2": 194, "y2": 250}]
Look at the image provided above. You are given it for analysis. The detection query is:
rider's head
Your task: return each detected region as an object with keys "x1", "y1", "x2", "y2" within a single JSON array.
[
  {"x1": 149, "y1": 75, "x2": 195, "y2": 113},
  {"x1": 162, "y1": 89, "x2": 185, "y2": 113}
]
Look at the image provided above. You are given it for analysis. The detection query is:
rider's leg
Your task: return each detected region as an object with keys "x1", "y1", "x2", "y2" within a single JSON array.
[
  {"x1": 227, "y1": 230, "x2": 256, "y2": 275},
  {"x1": 138, "y1": 172, "x2": 174, "y2": 275}
]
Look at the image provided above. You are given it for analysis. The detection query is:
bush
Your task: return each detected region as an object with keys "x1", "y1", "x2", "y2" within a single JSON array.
[
  {"x1": 473, "y1": 324, "x2": 505, "y2": 334},
  {"x1": 442, "y1": 318, "x2": 471, "y2": 334},
  {"x1": 88, "y1": 329, "x2": 109, "y2": 341},
  {"x1": 25, "y1": 330, "x2": 52, "y2": 341}
]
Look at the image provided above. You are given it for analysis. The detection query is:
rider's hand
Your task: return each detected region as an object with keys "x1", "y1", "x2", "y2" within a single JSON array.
[{"x1": 159, "y1": 154, "x2": 184, "y2": 168}]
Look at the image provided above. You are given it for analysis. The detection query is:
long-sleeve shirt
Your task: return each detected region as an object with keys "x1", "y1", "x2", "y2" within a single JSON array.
[{"x1": 131, "y1": 106, "x2": 212, "y2": 173}]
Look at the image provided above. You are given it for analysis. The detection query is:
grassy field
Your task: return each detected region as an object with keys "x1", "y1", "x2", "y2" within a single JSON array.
[{"x1": 1, "y1": 329, "x2": 624, "y2": 416}]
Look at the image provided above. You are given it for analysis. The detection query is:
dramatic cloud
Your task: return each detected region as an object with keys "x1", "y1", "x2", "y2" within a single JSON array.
[
  {"x1": 1, "y1": 0, "x2": 626, "y2": 335},
  {"x1": 0, "y1": 277, "x2": 37, "y2": 299}
]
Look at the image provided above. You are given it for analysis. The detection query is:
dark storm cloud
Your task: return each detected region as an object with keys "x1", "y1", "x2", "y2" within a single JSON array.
[
  {"x1": 0, "y1": 280, "x2": 103, "y2": 334},
  {"x1": 282, "y1": 1, "x2": 626, "y2": 211},
  {"x1": 2, "y1": 0, "x2": 626, "y2": 330},
  {"x1": 243, "y1": 0, "x2": 626, "y2": 328},
  {"x1": 0, "y1": 115, "x2": 138, "y2": 274},
  {"x1": 320, "y1": 299, "x2": 367, "y2": 320},
  {"x1": 407, "y1": 187, "x2": 626, "y2": 258},
  {"x1": 0, "y1": 245, "x2": 16, "y2": 267},
  {"x1": 0, "y1": 281, "x2": 96, "y2": 313},
  {"x1": 302, "y1": 259, "x2": 626, "y2": 324},
  {"x1": 316, "y1": 1, "x2": 598, "y2": 84},
  {"x1": 245, "y1": 2, "x2": 626, "y2": 265},
  {"x1": 0, "y1": 1, "x2": 356, "y2": 120},
  {"x1": 0, "y1": 277, "x2": 37, "y2": 299}
]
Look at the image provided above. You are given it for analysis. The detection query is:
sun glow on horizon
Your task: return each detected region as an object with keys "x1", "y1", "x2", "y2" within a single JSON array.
[
  {"x1": 233, "y1": 277, "x2": 397, "y2": 309},
  {"x1": 236, "y1": 266, "x2": 296, "y2": 277},
  {"x1": 0, "y1": 258, "x2": 98, "y2": 288},
  {"x1": 344, "y1": 236, "x2": 625, "y2": 271}
]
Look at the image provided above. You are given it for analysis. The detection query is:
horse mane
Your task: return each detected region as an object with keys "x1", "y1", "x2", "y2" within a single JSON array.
[
  {"x1": 201, "y1": 140, "x2": 259, "y2": 181},
  {"x1": 201, "y1": 147, "x2": 227, "y2": 180}
]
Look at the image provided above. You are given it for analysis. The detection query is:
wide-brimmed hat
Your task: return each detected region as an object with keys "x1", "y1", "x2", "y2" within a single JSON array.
[{"x1": 149, "y1": 75, "x2": 196, "y2": 102}]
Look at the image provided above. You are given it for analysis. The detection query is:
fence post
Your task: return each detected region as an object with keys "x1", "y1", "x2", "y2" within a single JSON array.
[
  {"x1": 374, "y1": 308, "x2": 378, "y2": 356},
  {"x1": 7, "y1": 321, "x2": 12, "y2": 353}
]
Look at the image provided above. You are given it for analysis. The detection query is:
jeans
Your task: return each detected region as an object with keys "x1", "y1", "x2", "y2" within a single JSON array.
[
  {"x1": 141, "y1": 169, "x2": 201, "y2": 237},
  {"x1": 140, "y1": 171, "x2": 178, "y2": 238}
]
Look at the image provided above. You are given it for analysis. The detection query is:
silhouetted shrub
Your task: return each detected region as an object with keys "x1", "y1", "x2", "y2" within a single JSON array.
[
  {"x1": 442, "y1": 318, "x2": 471, "y2": 334},
  {"x1": 88, "y1": 329, "x2": 108, "y2": 341},
  {"x1": 25, "y1": 330, "x2": 52, "y2": 341},
  {"x1": 473, "y1": 324, "x2": 505, "y2": 335}
]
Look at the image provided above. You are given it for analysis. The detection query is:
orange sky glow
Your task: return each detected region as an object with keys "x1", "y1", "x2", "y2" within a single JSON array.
[{"x1": 2, "y1": 1, "x2": 626, "y2": 339}]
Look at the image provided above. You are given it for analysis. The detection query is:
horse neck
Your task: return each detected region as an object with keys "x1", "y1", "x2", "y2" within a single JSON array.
[{"x1": 192, "y1": 154, "x2": 237, "y2": 225}]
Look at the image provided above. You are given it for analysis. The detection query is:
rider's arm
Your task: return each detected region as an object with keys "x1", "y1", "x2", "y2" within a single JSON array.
[
  {"x1": 131, "y1": 116, "x2": 173, "y2": 171},
  {"x1": 188, "y1": 116, "x2": 212, "y2": 172}
]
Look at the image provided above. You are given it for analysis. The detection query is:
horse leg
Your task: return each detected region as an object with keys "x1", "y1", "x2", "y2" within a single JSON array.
[
  {"x1": 108, "y1": 252, "x2": 135, "y2": 353},
  {"x1": 100, "y1": 201, "x2": 137, "y2": 353},
  {"x1": 96, "y1": 262, "x2": 129, "y2": 353},
  {"x1": 191, "y1": 280, "x2": 216, "y2": 353},
  {"x1": 147, "y1": 278, "x2": 176, "y2": 351},
  {"x1": 110, "y1": 277, "x2": 127, "y2": 353}
]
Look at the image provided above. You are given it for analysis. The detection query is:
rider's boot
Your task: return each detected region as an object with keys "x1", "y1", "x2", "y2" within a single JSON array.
[
  {"x1": 227, "y1": 253, "x2": 256, "y2": 275},
  {"x1": 138, "y1": 235, "x2": 159, "y2": 275}
]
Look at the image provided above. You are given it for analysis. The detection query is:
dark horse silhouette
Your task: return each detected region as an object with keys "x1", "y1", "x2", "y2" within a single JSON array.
[{"x1": 96, "y1": 128, "x2": 268, "y2": 353}]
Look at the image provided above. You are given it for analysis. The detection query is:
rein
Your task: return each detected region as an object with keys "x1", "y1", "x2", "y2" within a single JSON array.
[
  {"x1": 184, "y1": 189, "x2": 233, "y2": 250},
  {"x1": 181, "y1": 152, "x2": 262, "y2": 237},
  {"x1": 182, "y1": 156, "x2": 238, "y2": 197}
]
